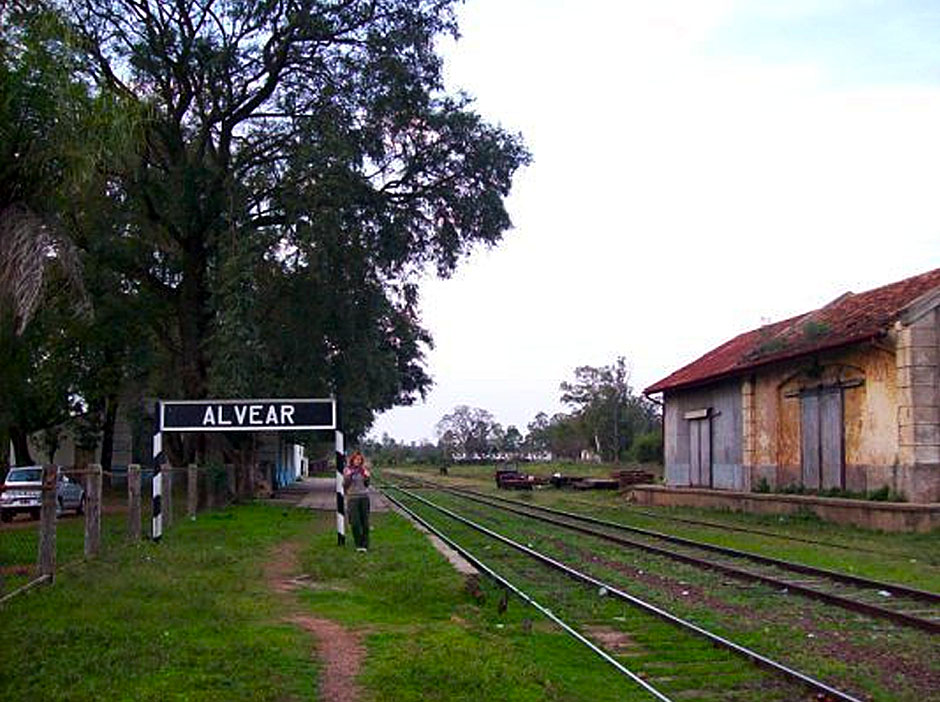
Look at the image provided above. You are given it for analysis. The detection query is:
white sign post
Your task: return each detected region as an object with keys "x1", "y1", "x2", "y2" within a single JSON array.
[{"x1": 152, "y1": 398, "x2": 340, "y2": 542}]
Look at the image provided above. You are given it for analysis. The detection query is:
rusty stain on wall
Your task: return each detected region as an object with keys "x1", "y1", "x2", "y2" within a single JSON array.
[{"x1": 746, "y1": 343, "x2": 899, "y2": 490}]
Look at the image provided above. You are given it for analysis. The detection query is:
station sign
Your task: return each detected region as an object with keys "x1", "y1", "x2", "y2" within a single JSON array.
[{"x1": 159, "y1": 398, "x2": 335, "y2": 432}]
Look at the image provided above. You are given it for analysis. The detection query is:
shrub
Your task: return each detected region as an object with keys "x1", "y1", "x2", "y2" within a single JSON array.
[{"x1": 631, "y1": 430, "x2": 663, "y2": 464}]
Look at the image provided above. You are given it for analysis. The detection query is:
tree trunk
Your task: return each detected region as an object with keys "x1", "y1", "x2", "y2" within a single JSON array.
[
  {"x1": 10, "y1": 425, "x2": 33, "y2": 466},
  {"x1": 100, "y1": 394, "x2": 118, "y2": 475},
  {"x1": 178, "y1": 237, "x2": 210, "y2": 400},
  {"x1": 0, "y1": 423, "x2": 9, "y2": 478}
]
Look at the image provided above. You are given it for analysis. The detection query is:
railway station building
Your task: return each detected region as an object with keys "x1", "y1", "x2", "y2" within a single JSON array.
[{"x1": 644, "y1": 267, "x2": 940, "y2": 503}]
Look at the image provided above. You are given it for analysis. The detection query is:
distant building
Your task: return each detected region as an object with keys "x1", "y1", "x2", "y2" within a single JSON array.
[{"x1": 644, "y1": 268, "x2": 940, "y2": 503}]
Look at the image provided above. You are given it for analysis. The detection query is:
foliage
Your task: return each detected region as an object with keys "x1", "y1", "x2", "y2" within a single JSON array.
[
  {"x1": 0, "y1": 1, "x2": 148, "y2": 466},
  {"x1": 361, "y1": 433, "x2": 445, "y2": 466},
  {"x1": 427, "y1": 360, "x2": 665, "y2": 464},
  {"x1": 436, "y1": 405, "x2": 501, "y2": 458},
  {"x1": 766, "y1": 482, "x2": 908, "y2": 502},
  {"x1": 525, "y1": 411, "x2": 586, "y2": 460},
  {"x1": 559, "y1": 357, "x2": 661, "y2": 462},
  {"x1": 802, "y1": 320, "x2": 831, "y2": 341},
  {"x1": 0, "y1": 0, "x2": 529, "y2": 472},
  {"x1": 630, "y1": 429, "x2": 663, "y2": 464},
  {"x1": 63, "y1": 0, "x2": 529, "y2": 445}
]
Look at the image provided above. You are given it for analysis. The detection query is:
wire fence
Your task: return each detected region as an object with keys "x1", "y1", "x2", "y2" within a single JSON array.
[{"x1": 0, "y1": 462, "x2": 241, "y2": 603}]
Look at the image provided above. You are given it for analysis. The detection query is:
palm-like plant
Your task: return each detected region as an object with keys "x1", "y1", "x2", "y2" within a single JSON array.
[{"x1": 0, "y1": 203, "x2": 86, "y2": 335}]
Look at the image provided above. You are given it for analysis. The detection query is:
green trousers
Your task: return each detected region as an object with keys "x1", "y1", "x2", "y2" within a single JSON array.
[{"x1": 348, "y1": 495, "x2": 370, "y2": 549}]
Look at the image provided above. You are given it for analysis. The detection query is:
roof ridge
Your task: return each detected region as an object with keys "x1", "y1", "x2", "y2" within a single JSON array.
[{"x1": 644, "y1": 266, "x2": 940, "y2": 395}]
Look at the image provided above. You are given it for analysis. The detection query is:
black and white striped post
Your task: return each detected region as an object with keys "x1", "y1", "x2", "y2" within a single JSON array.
[
  {"x1": 335, "y1": 414, "x2": 346, "y2": 546},
  {"x1": 152, "y1": 402, "x2": 164, "y2": 541},
  {"x1": 150, "y1": 397, "x2": 338, "y2": 541}
]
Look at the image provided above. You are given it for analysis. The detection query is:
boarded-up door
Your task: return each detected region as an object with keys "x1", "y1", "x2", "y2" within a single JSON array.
[
  {"x1": 800, "y1": 389, "x2": 843, "y2": 490},
  {"x1": 688, "y1": 417, "x2": 712, "y2": 487}
]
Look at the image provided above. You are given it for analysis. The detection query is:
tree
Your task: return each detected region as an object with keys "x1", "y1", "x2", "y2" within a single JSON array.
[
  {"x1": 525, "y1": 412, "x2": 551, "y2": 453},
  {"x1": 67, "y1": 0, "x2": 530, "y2": 446},
  {"x1": 560, "y1": 357, "x2": 660, "y2": 462},
  {"x1": 523, "y1": 411, "x2": 582, "y2": 460},
  {"x1": 436, "y1": 405, "x2": 500, "y2": 459},
  {"x1": 0, "y1": 2, "x2": 132, "y2": 466},
  {"x1": 502, "y1": 425, "x2": 523, "y2": 456}
]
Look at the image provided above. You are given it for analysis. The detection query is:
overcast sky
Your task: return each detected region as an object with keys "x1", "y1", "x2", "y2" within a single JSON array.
[{"x1": 370, "y1": 0, "x2": 940, "y2": 444}]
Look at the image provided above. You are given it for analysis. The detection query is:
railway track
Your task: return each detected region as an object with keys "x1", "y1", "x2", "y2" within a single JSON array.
[
  {"x1": 571, "y1": 496, "x2": 927, "y2": 561},
  {"x1": 383, "y1": 483, "x2": 866, "y2": 702},
  {"x1": 392, "y1": 471, "x2": 929, "y2": 561},
  {"x1": 381, "y1": 489, "x2": 675, "y2": 702},
  {"x1": 387, "y1": 474, "x2": 940, "y2": 635}
]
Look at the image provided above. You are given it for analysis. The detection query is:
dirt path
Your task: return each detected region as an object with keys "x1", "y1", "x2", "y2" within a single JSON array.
[{"x1": 265, "y1": 541, "x2": 365, "y2": 702}]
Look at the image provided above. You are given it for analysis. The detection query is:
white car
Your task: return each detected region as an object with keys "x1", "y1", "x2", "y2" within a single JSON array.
[{"x1": 0, "y1": 466, "x2": 85, "y2": 522}]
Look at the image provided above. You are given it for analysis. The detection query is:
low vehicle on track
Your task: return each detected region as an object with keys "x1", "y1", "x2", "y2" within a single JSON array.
[{"x1": 0, "y1": 466, "x2": 85, "y2": 522}]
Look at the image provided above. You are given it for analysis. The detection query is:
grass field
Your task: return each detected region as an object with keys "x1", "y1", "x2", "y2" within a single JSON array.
[
  {"x1": 384, "y1": 464, "x2": 940, "y2": 590},
  {"x1": 3, "y1": 471, "x2": 938, "y2": 701},
  {"x1": 294, "y1": 509, "x2": 680, "y2": 701},
  {"x1": 0, "y1": 505, "x2": 319, "y2": 701},
  {"x1": 379, "y1": 465, "x2": 940, "y2": 701},
  {"x1": 0, "y1": 500, "x2": 710, "y2": 701},
  {"x1": 400, "y1": 486, "x2": 940, "y2": 701}
]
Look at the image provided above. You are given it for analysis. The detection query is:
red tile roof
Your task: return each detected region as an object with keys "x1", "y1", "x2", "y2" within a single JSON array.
[{"x1": 644, "y1": 267, "x2": 940, "y2": 395}]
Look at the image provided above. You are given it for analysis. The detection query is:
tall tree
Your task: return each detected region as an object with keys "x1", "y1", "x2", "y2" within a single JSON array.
[
  {"x1": 436, "y1": 405, "x2": 499, "y2": 459},
  {"x1": 0, "y1": 1, "x2": 130, "y2": 465},
  {"x1": 560, "y1": 357, "x2": 660, "y2": 462},
  {"x1": 69, "y1": 0, "x2": 530, "y2": 441}
]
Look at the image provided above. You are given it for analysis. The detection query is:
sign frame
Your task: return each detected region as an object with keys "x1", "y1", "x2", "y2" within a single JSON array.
[{"x1": 157, "y1": 397, "x2": 336, "y2": 433}]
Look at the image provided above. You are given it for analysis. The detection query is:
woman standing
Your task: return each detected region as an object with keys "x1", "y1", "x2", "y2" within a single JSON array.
[{"x1": 343, "y1": 451, "x2": 371, "y2": 551}]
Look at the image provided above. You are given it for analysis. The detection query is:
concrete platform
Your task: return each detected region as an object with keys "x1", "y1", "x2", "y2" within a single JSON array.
[
  {"x1": 628, "y1": 485, "x2": 940, "y2": 532},
  {"x1": 293, "y1": 477, "x2": 389, "y2": 511}
]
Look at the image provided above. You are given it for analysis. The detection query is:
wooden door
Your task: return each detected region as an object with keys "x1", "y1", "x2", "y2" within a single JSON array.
[
  {"x1": 689, "y1": 417, "x2": 712, "y2": 487},
  {"x1": 800, "y1": 389, "x2": 843, "y2": 490},
  {"x1": 800, "y1": 393, "x2": 820, "y2": 488},
  {"x1": 819, "y1": 389, "x2": 844, "y2": 490}
]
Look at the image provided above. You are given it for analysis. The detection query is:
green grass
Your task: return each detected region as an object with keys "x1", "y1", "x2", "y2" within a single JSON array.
[
  {"x1": 2, "y1": 499, "x2": 706, "y2": 702},
  {"x1": 8, "y1": 479, "x2": 932, "y2": 702},
  {"x1": 426, "y1": 461, "x2": 662, "y2": 483},
  {"x1": 297, "y1": 510, "x2": 661, "y2": 701},
  {"x1": 387, "y1": 493, "x2": 800, "y2": 701},
  {"x1": 384, "y1": 464, "x2": 940, "y2": 591},
  {"x1": 0, "y1": 505, "x2": 319, "y2": 701},
  {"x1": 394, "y1": 486, "x2": 940, "y2": 702}
]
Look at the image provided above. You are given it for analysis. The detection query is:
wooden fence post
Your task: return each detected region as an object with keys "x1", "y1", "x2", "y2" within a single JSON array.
[
  {"x1": 84, "y1": 464, "x2": 102, "y2": 559},
  {"x1": 205, "y1": 469, "x2": 215, "y2": 511},
  {"x1": 188, "y1": 463, "x2": 198, "y2": 519},
  {"x1": 38, "y1": 464, "x2": 57, "y2": 581},
  {"x1": 128, "y1": 464, "x2": 141, "y2": 542}
]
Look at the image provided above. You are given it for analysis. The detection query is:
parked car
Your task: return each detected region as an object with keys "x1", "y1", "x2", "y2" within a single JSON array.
[{"x1": 0, "y1": 466, "x2": 85, "y2": 522}]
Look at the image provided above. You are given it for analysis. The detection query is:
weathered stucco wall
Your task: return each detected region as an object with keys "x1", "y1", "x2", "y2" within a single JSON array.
[
  {"x1": 664, "y1": 327, "x2": 940, "y2": 501},
  {"x1": 896, "y1": 307, "x2": 940, "y2": 502},
  {"x1": 747, "y1": 344, "x2": 899, "y2": 492},
  {"x1": 663, "y1": 380, "x2": 744, "y2": 489}
]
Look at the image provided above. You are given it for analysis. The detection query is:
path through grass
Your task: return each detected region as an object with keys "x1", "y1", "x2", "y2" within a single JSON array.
[{"x1": 1, "y1": 500, "x2": 678, "y2": 701}]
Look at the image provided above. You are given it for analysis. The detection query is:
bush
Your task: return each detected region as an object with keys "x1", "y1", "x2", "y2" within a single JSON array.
[{"x1": 631, "y1": 430, "x2": 663, "y2": 464}]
